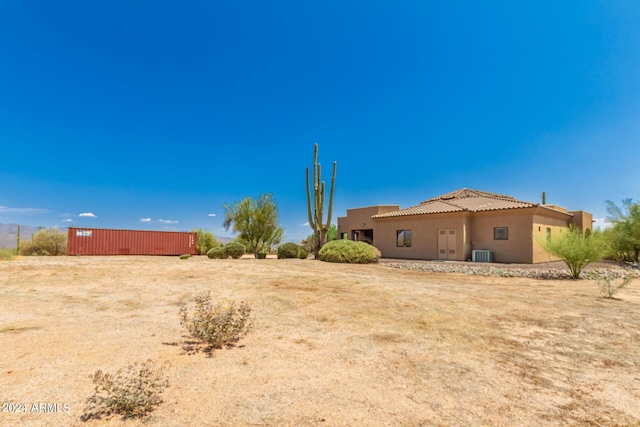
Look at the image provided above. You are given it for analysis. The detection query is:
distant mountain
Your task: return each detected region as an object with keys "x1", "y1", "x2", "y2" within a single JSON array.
[{"x1": 217, "y1": 236, "x2": 233, "y2": 245}]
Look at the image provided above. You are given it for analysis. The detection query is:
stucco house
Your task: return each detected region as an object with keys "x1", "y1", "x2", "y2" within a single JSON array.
[{"x1": 337, "y1": 188, "x2": 592, "y2": 264}]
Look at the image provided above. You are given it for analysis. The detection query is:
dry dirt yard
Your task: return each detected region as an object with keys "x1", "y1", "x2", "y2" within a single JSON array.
[{"x1": 1, "y1": 256, "x2": 639, "y2": 427}]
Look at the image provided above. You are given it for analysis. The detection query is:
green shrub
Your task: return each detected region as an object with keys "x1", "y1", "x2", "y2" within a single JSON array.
[
  {"x1": 224, "y1": 242, "x2": 246, "y2": 259},
  {"x1": 82, "y1": 359, "x2": 170, "y2": 420},
  {"x1": 277, "y1": 242, "x2": 308, "y2": 259},
  {"x1": 0, "y1": 249, "x2": 16, "y2": 260},
  {"x1": 191, "y1": 228, "x2": 222, "y2": 255},
  {"x1": 179, "y1": 254, "x2": 191, "y2": 260},
  {"x1": 318, "y1": 240, "x2": 381, "y2": 264},
  {"x1": 19, "y1": 228, "x2": 67, "y2": 256},
  {"x1": 179, "y1": 291, "x2": 252, "y2": 349},
  {"x1": 540, "y1": 226, "x2": 607, "y2": 279},
  {"x1": 206, "y1": 247, "x2": 227, "y2": 259}
]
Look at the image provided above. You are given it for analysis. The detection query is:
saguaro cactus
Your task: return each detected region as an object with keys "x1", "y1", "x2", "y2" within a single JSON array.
[{"x1": 306, "y1": 143, "x2": 337, "y2": 258}]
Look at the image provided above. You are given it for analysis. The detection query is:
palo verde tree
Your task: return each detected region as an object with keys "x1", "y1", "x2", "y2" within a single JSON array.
[
  {"x1": 306, "y1": 143, "x2": 337, "y2": 258},
  {"x1": 541, "y1": 225, "x2": 607, "y2": 279},
  {"x1": 604, "y1": 198, "x2": 640, "y2": 263},
  {"x1": 222, "y1": 193, "x2": 284, "y2": 258}
]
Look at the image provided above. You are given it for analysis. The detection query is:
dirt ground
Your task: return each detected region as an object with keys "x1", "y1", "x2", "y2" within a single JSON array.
[{"x1": 1, "y1": 256, "x2": 639, "y2": 426}]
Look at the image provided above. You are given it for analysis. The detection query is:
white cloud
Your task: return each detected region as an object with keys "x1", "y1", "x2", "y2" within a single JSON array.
[
  {"x1": 140, "y1": 218, "x2": 152, "y2": 223},
  {"x1": 79, "y1": 212, "x2": 97, "y2": 218},
  {"x1": 159, "y1": 219, "x2": 178, "y2": 224},
  {"x1": 0, "y1": 206, "x2": 48, "y2": 214},
  {"x1": 300, "y1": 221, "x2": 310, "y2": 227},
  {"x1": 62, "y1": 219, "x2": 74, "y2": 223},
  {"x1": 208, "y1": 213, "x2": 216, "y2": 217}
]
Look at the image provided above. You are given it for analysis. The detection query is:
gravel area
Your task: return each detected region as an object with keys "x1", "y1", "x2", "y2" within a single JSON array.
[{"x1": 380, "y1": 258, "x2": 640, "y2": 280}]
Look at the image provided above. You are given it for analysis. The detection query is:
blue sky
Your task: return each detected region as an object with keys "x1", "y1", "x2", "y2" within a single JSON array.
[{"x1": 1, "y1": 1, "x2": 639, "y2": 242}]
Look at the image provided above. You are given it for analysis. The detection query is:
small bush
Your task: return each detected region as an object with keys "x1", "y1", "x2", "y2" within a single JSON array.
[
  {"x1": 179, "y1": 291, "x2": 252, "y2": 349},
  {"x1": 207, "y1": 247, "x2": 227, "y2": 259},
  {"x1": 540, "y1": 226, "x2": 607, "y2": 279},
  {"x1": 82, "y1": 359, "x2": 170, "y2": 420},
  {"x1": 179, "y1": 254, "x2": 191, "y2": 260},
  {"x1": 277, "y1": 242, "x2": 308, "y2": 259},
  {"x1": 19, "y1": 227, "x2": 67, "y2": 256},
  {"x1": 586, "y1": 270, "x2": 633, "y2": 299},
  {"x1": 224, "y1": 242, "x2": 246, "y2": 259},
  {"x1": 191, "y1": 228, "x2": 222, "y2": 255},
  {"x1": 0, "y1": 249, "x2": 16, "y2": 260},
  {"x1": 318, "y1": 240, "x2": 381, "y2": 264}
]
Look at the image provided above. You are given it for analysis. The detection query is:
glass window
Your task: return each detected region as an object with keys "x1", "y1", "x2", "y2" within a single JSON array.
[
  {"x1": 397, "y1": 230, "x2": 412, "y2": 247},
  {"x1": 494, "y1": 227, "x2": 508, "y2": 240}
]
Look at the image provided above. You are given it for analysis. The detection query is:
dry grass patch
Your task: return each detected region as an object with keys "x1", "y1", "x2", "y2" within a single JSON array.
[{"x1": 0, "y1": 256, "x2": 639, "y2": 426}]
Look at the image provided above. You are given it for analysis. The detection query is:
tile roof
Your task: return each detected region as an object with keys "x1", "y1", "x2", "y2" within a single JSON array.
[{"x1": 372, "y1": 188, "x2": 538, "y2": 218}]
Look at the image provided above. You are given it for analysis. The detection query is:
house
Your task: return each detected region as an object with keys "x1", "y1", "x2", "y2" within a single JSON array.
[{"x1": 337, "y1": 188, "x2": 592, "y2": 264}]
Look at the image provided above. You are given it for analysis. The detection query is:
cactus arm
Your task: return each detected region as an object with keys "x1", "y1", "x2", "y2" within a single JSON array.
[
  {"x1": 306, "y1": 167, "x2": 315, "y2": 228},
  {"x1": 325, "y1": 161, "x2": 336, "y2": 229}
]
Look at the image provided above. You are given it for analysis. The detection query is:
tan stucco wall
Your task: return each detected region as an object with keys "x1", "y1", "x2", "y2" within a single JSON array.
[
  {"x1": 468, "y1": 210, "x2": 535, "y2": 263},
  {"x1": 337, "y1": 205, "x2": 399, "y2": 240},
  {"x1": 339, "y1": 203, "x2": 584, "y2": 263},
  {"x1": 568, "y1": 210, "x2": 593, "y2": 233},
  {"x1": 373, "y1": 212, "x2": 471, "y2": 260}
]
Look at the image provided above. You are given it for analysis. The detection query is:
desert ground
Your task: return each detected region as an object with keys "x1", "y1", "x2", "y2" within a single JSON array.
[{"x1": 1, "y1": 256, "x2": 639, "y2": 426}]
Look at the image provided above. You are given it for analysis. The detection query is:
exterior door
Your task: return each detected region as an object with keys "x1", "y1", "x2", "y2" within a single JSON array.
[{"x1": 438, "y1": 228, "x2": 457, "y2": 260}]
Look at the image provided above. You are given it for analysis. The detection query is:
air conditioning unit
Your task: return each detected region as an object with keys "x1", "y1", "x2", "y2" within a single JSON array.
[{"x1": 472, "y1": 250, "x2": 493, "y2": 263}]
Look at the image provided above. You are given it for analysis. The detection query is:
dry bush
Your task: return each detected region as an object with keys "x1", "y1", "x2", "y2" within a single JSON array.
[
  {"x1": 587, "y1": 270, "x2": 633, "y2": 299},
  {"x1": 179, "y1": 291, "x2": 252, "y2": 349},
  {"x1": 19, "y1": 227, "x2": 67, "y2": 256},
  {"x1": 81, "y1": 359, "x2": 170, "y2": 421}
]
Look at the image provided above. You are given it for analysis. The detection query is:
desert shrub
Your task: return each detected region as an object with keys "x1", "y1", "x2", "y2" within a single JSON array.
[
  {"x1": 82, "y1": 359, "x2": 170, "y2": 420},
  {"x1": 191, "y1": 228, "x2": 222, "y2": 255},
  {"x1": 604, "y1": 199, "x2": 640, "y2": 263},
  {"x1": 0, "y1": 249, "x2": 16, "y2": 260},
  {"x1": 179, "y1": 291, "x2": 252, "y2": 349},
  {"x1": 277, "y1": 242, "x2": 308, "y2": 259},
  {"x1": 540, "y1": 226, "x2": 607, "y2": 279},
  {"x1": 206, "y1": 247, "x2": 227, "y2": 259},
  {"x1": 224, "y1": 241, "x2": 246, "y2": 259},
  {"x1": 586, "y1": 270, "x2": 634, "y2": 299},
  {"x1": 179, "y1": 254, "x2": 191, "y2": 259},
  {"x1": 19, "y1": 227, "x2": 67, "y2": 256},
  {"x1": 318, "y1": 239, "x2": 381, "y2": 264}
]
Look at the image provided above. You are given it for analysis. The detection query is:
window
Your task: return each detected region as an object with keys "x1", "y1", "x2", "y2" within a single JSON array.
[
  {"x1": 397, "y1": 230, "x2": 412, "y2": 247},
  {"x1": 494, "y1": 227, "x2": 508, "y2": 240},
  {"x1": 546, "y1": 227, "x2": 551, "y2": 241}
]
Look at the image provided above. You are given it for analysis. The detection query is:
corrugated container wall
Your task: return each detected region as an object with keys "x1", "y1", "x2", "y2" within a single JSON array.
[{"x1": 67, "y1": 228, "x2": 198, "y2": 256}]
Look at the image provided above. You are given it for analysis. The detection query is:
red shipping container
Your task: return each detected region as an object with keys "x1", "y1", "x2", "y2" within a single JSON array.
[{"x1": 67, "y1": 227, "x2": 197, "y2": 256}]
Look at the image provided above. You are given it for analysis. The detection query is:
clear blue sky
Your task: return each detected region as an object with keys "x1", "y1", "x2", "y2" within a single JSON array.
[{"x1": 1, "y1": 1, "x2": 639, "y2": 242}]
